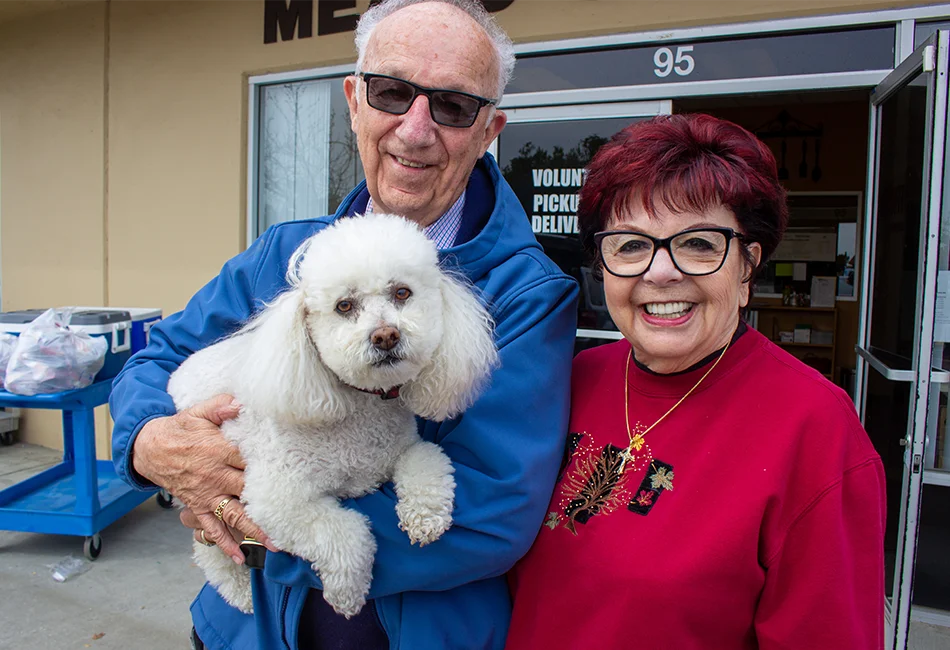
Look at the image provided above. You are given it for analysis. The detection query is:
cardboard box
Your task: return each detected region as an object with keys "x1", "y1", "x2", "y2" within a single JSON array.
[{"x1": 794, "y1": 326, "x2": 811, "y2": 343}]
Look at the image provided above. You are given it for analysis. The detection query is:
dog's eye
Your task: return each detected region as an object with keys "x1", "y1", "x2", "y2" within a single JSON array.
[
  {"x1": 394, "y1": 288, "x2": 412, "y2": 302},
  {"x1": 335, "y1": 300, "x2": 353, "y2": 314}
]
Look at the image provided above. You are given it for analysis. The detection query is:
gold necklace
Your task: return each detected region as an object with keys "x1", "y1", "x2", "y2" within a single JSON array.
[{"x1": 618, "y1": 337, "x2": 732, "y2": 475}]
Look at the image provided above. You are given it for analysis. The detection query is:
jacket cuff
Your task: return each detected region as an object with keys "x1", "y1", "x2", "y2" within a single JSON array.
[{"x1": 122, "y1": 412, "x2": 174, "y2": 491}]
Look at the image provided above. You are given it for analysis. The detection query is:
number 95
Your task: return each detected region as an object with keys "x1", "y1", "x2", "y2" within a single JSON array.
[{"x1": 654, "y1": 46, "x2": 695, "y2": 78}]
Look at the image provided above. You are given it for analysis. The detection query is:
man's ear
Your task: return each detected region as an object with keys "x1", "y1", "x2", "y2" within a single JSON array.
[
  {"x1": 343, "y1": 75, "x2": 360, "y2": 132},
  {"x1": 479, "y1": 109, "x2": 507, "y2": 156}
]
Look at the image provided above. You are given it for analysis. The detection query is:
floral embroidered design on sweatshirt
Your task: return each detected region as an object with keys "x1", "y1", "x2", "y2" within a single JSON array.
[{"x1": 545, "y1": 432, "x2": 675, "y2": 531}]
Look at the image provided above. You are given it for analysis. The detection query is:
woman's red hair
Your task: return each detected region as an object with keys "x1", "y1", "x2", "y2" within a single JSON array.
[{"x1": 578, "y1": 114, "x2": 788, "y2": 279}]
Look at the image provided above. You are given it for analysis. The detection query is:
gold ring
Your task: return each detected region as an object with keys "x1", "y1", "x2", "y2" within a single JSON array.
[
  {"x1": 214, "y1": 497, "x2": 232, "y2": 521},
  {"x1": 198, "y1": 529, "x2": 214, "y2": 547}
]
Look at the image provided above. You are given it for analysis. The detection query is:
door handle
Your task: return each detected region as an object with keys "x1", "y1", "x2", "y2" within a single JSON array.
[
  {"x1": 856, "y1": 346, "x2": 950, "y2": 383},
  {"x1": 856, "y1": 346, "x2": 914, "y2": 381}
]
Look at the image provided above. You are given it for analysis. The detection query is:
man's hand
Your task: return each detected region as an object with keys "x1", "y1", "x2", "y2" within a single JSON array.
[{"x1": 131, "y1": 394, "x2": 275, "y2": 562}]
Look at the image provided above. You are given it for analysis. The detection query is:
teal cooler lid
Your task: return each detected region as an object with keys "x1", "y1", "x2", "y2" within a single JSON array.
[
  {"x1": 72, "y1": 306, "x2": 162, "y2": 322},
  {"x1": 0, "y1": 309, "x2": 48, "y2": 324},
  {"x1": 0, "y1": 308, "x2": 131, "y2": 328},
  {"x1": 70, "y1": 310, "x2": 131, "y2": 326}
]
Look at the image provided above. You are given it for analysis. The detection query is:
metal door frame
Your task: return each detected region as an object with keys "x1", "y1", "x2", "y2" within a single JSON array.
[{"x1": 854, "y1": 31, "x2": 950, "y2": 649}]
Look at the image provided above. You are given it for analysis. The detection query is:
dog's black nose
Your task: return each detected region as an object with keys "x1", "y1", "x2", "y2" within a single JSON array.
[{"x1": 371, "y1": 326, "x2": 400, "y2": 351}]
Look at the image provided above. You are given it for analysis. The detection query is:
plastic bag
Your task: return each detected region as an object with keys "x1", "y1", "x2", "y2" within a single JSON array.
[
  {"x1": 0, "y1": 333, "x2": 16, "y2": 388},
  {"x1": 4, "y1": 308, "x2": 107, "y2": 395}
]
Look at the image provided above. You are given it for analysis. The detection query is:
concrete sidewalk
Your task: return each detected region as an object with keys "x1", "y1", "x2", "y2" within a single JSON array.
[{"x1": 0, "y1": 442, "x2": 202, "y2": 650}]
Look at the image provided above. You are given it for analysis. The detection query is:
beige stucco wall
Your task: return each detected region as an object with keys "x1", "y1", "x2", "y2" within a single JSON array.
[
  {"x1": 0, "y1": 0, "x2": 945, "y2": 455},
  {"x1": 497, "y1": 0, "x2": 945, "y2": 42},
  {"x1": 0, "y1": 1, "x2": 110, "y2": 454}
]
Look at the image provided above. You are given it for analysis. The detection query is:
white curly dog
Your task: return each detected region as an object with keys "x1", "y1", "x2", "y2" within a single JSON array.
[{"x1": 166, "y1": 213, "x2": 498, "y2": 618}]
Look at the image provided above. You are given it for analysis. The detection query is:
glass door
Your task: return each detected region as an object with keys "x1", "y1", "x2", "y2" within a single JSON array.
[
  {"x1": 855, "y1": 31, "x2": 950, "y2": 649},
  {"x1": 490, "y1": 101, "x2": 672, "y2": 351}
]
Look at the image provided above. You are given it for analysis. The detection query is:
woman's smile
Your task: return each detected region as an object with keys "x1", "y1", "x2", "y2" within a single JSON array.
[{"x1": 641, "y1": 301, "x2": 695, "y2": 322}]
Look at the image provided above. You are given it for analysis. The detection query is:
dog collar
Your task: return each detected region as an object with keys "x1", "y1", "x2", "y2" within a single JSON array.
[{"x1": 346, "y1": 384, "x2": 401, "y2": 400}]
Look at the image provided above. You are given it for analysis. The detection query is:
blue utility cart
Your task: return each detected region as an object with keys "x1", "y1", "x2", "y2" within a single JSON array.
[{"x1": 0, "y1": 380, "x2": 171, "y2": 560}]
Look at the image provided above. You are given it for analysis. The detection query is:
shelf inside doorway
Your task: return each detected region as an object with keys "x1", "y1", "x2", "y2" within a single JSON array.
[
  {"x1": 750, "y1": 304, "x2": 837, "y2": 313},
  {"x1": 752, "y1": 305, "x2": 839, "y2": 386}
]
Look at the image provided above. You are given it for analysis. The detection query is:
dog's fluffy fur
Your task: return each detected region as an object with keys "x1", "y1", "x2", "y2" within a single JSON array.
[{"x1": 167, "y1": 214, "x2": 498, "y2": 617}]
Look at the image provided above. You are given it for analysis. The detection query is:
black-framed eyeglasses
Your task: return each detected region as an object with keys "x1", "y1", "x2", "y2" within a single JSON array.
[
  {"x1": 593, "y1": 227, "x2": 746, "y2": 278},
  {"x1": 358, "y1": 72, "x2": 496, "y2": 128}
]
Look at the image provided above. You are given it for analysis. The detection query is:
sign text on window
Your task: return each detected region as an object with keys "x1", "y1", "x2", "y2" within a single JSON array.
[{"x1": 531, "y1": 168, "x2": 585, "y2": 235}]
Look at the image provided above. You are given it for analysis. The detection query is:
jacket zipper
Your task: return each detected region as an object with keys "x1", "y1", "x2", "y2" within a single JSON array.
[{"x1": 280, "y1": 587, "x2": 292, "y2": 649}]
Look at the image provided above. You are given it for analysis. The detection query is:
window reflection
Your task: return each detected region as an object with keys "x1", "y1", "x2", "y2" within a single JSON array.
[
  {"x1": 255, "y1": 77, "x2": 364, "y2": 239},
  {"x1": 259, "y1": 80, "x2": 332, "y2": 233}
]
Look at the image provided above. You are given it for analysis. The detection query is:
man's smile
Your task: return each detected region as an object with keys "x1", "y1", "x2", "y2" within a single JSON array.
[{"x1": 394, "y1": 155, "x2": 429, "y2": 168}]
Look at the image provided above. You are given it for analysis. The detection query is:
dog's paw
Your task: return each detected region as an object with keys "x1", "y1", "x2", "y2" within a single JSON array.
[
  {"x1": 396, "y1": 500, "x2": 453, "y2": 546},
  {"x1": 323, "y1": 589, "x2": 366, "y2": 619},
  {"x1": 319, "y1": 566, "x2": 369, "y2": 619}
]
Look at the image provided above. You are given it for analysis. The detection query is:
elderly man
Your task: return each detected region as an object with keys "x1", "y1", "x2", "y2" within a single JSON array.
[{"x1": 110, "y1": 0, "x2": 578, "y2": 648}]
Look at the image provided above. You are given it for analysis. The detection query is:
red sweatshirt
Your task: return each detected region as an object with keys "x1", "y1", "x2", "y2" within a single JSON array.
[{"x1": 506, "y1": 328, "x2": 885, "y2": 650}]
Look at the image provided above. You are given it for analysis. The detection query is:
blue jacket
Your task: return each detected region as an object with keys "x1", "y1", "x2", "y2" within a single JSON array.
[{"x1": 110, "y1": 154, "x2": 578, "y2": 649}]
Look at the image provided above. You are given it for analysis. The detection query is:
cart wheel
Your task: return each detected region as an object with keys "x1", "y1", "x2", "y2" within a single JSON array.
[
  {"x1": 156, "y1": 490, "x2": 174, "y2": 509},
  {"x1": 83, "y1": 534, "x2": 102, "y2": 561},
  {"x1": 0, "y1": 430, "x2": 14, "y2": 446}
]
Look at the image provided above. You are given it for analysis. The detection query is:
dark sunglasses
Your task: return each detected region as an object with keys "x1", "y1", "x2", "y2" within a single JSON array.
[{"x1": 358, "y1": 72, "x2": 496, "y2": 128}]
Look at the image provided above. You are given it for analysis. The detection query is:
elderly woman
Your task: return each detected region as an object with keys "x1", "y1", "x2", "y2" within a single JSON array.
[{"x1": 505, "y1": 114, "x2": 885, "y2": 649}]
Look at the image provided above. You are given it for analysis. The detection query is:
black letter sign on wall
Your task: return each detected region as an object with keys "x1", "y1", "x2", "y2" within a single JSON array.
[
  {"x1": 318, "y1": 0, "x2": 359, "y2": 36},
  {"x1": 264, "y1": 0, "x2": 315, "y2": 44},
  {"x1": 265, "y1": 0, "x2": 515, "y2": 44},
  {"x1": 481, "y1": 1, "x2": 515, "y2": 10}
]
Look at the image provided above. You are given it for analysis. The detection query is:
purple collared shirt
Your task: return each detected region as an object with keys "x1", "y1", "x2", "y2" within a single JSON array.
[{"x1": 365, "y1": 193, "x2": 465, "y2": 251}]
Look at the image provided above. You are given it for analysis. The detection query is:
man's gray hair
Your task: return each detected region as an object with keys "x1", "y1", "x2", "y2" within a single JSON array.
[{"x1": 353, "y1": 0, "x2": 516, "y2": 101}]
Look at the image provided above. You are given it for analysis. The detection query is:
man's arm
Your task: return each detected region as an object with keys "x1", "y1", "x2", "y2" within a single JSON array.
[
  {"x1": 110, "y1": 226, "x2": 291, "y2": 556},
  {"x1": 264, "y1": 273, "x2": 579, "y2": 596}
]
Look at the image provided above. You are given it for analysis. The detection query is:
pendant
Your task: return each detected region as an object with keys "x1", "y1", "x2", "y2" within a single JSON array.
[
  {"x1": 629, "y1": 432, "x2": 645, "y2": 452},
  {"x1": 617, "y1": 447, "x2": 635, "y2": 473}
]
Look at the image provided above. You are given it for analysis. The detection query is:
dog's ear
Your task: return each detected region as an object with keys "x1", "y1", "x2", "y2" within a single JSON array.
[
  {"x1": 235, "y1": 289, "x2": 352, "y2": 424},
  {"x1": 400, "y1": 272, "x2": 499, "y2": 421}
]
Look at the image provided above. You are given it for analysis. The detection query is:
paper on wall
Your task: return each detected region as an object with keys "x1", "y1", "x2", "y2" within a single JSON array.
[{"x1": 936, "y1": 270, "x2": 950, "y2": 342}]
